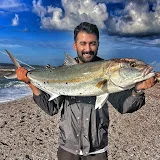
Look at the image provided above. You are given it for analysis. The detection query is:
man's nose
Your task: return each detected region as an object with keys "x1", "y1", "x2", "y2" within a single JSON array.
[{"x1": 85, "y1": 44, "x2": 91, "y2": 52}]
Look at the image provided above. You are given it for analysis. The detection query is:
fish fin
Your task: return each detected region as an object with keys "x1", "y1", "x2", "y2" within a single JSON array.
[
  {"x1": 5, "y1": 50, "x2": 21, "y2": 69},
  {"x1": 48, "y1": 93, "x2": 60, "y2": 101},
  {"x1": 4, "y1": 72, "x2": 17, "y2": 79},
  {"x1": 64, "y1": 53, "x2": 78, "y2": 66},
  {"x1": 95, "y1": 93, "x2": 109, "y2": 109},
  {"x1": 45, "y1": 64, "x2": 56, "y2": 69},
  {"x1": 96, "y1": 80, "x2": 108, "y2": 89}
]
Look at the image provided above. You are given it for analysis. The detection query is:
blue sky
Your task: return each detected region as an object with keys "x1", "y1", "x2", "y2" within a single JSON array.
[{"x1": 0, "y1": 0, "x2": 160, "y2": 70}]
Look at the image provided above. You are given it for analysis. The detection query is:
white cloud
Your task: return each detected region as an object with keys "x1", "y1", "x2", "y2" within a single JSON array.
[
  {"x1": 32, "y1": 0, "x2": 46, "y2": 18},
  {"x1": 0, "y1": 0, "x2": 28, "y2": 12},
  {"x1": 32, "y1": 0, "x2": 108, "y2": 30},
  {"x1": 0, "y1": 44, "x2": 21, "y2": 48},
  {"x1": 106, "y1": 0, "x2": 160, "y2": 36},
  {"x1": 94, "y1": 0, "x2": 122, "y2": 3},
  {"x1": 12, "y1": 14, "x2": 19, "y2": 26},
  {"x1": 32, "y1": 0, "x2": 160, "y2": 36}
]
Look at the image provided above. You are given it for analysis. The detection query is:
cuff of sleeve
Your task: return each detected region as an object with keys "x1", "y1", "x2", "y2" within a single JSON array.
[
  {"x1": 33, "y1": 90, "x2": 42, "y2": 98},
  {"x1": 132, "y1": 87, "x2": 143, "y2": 96}
]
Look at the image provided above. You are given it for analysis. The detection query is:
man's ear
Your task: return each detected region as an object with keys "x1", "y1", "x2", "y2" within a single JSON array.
[{"x1": 73, "y1": 42, "x2": 77, "y2": 51}]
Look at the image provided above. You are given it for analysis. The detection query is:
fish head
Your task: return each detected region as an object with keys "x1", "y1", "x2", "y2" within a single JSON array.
[{"x1": 108, "y1": 58, "x2": 155, "y2": 89}]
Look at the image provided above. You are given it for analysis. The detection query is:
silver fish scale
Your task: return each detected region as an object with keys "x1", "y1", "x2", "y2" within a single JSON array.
[{"x1": 28, "y1": 61, "x2": 110, "y2": 96}]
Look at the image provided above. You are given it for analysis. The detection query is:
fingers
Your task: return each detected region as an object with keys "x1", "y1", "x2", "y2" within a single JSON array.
[
  {"x1": 16, "y1": 67, "x2": 30, "y2": 84},
  {"x1": 136, "y1": 77, "x2": 156, "y2": 91},
  {"x1": 142, "y1": 77, "x2": 155, "y2": 88},
  {"x1": 16, "y1": 67, "x2": 27, "y2": 76}
]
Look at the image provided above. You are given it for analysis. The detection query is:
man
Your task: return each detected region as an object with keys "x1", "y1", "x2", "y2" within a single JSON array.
[{"x1": 16, "y1": 22, "x2": 156, "y2": 160}]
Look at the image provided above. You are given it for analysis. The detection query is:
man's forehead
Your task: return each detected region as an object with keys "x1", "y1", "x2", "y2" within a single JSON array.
[{"x1": 76, "y1": 31, "x2": 98, "y2": 41}]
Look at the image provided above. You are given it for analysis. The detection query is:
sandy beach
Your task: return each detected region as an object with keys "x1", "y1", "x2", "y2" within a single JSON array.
[{"x1": 0, "y1": 85, "x2": 160, "y2": 160}]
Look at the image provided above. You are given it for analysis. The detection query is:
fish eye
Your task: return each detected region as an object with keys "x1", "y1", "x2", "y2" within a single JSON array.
[{"x1": 130, "y1": 62, "x2": 136, "y2": 67}]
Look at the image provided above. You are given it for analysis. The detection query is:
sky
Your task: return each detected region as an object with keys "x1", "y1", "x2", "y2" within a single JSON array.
[{"x1": 0, "y1": 0, "x2": 160, "y2": 70}]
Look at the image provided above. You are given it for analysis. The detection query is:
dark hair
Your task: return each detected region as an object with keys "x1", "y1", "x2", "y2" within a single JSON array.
[{"x1": 74, "y1": 22, "x2": 99, "y2": 41}]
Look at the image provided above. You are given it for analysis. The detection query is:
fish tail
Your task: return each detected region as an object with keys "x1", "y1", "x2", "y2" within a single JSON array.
[
  {"x1": 5, "y1": 49, "x2": 21, "y2": 69},
  {"x1": 4, "y1": 50, "x2": 20, "y2": 79}
]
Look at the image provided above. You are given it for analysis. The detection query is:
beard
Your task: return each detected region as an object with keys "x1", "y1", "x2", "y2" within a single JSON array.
[{"x1": 78, "y1": 51, "x2": 97, "y2": 63}]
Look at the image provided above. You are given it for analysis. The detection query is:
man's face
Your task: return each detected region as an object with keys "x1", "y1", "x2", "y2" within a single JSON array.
[{"x1": 73, "y1": 31, "x2": 99, "y2": 63}]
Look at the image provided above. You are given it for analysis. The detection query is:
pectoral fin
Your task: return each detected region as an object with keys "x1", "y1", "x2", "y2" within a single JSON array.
[
  {"x1": 95, "y1": 93, "x2": 109, "y2": 109},
  {"x1": 96, "y1": 80, "x2": 108, "y2": 89},
  {"x1": 48, "y1": 93, "x2": 60, "y2": 101}
]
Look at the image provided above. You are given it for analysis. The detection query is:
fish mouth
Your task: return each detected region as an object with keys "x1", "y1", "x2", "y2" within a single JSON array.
[
  {"x1": 141, "y1": 65, "x2": 153, "y2": 77},
  {"x1": 134, "y1": 72, "x2": 155, "y2": 83}
]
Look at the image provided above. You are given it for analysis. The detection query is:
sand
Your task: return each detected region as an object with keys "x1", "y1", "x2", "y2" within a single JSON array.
[{"x1": 0, "y1": 85, "x2": 160, "y2": 160}]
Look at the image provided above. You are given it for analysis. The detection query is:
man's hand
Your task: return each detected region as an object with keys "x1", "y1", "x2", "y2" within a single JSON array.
[
  {"x1": 135, "y1": 77, "x2": 156, "y2": 91},
  {"x1": 16, "y1": 67, "x2": 30, "y2": 84},
  {"x1": 16, "y1": 67, "x2": 41, "y2": 96}
]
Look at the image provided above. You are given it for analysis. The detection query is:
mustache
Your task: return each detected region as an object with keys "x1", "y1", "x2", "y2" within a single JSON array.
[{"x1": 82, "y1": 51, "x2": 94, "y2": 55}]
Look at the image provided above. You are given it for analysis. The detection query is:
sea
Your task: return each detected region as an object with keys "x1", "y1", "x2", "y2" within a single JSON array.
[
  {"x1": 0, "y1": 64, "x2": 42, "y2": 103},
  {"x1": 0, "y1": 78, "x2": 32, "y2": 103}
]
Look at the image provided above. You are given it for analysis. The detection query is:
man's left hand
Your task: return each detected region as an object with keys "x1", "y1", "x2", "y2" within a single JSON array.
[{"x1": 135, "y1": 77, "x2": 156, "y2": 91}]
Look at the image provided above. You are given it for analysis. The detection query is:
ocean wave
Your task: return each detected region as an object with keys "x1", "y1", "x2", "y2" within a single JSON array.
[{"x1": 0, "y1": 78, "x2": 32, "y2": 103}]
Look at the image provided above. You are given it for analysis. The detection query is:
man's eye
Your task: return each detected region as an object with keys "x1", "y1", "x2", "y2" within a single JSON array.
[
  {"x1": 130, "y1": 62, "x2": 136, "y2": 67},
  {"x1": 90, "y1": 42, "x2": 96, "y2": 46},
  {"x1": 80, "y1": 42, "x2": 86, "y2": 46}
]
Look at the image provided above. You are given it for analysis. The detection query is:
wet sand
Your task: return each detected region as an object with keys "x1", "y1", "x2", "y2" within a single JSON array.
[{"x1": 0, "y1": 85, "x2": 160, "y2": 160}]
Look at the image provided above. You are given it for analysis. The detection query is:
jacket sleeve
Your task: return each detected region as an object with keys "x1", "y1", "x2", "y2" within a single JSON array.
[
  {"x1": 33, "y1": 91, "x2": 65, "y2": 116},
  {"x1": 108, "y1": 88, "x2": 145, "y2": 114}
]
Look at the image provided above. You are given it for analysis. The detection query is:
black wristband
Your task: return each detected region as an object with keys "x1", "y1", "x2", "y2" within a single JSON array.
[{"x1": 132, "y1": 87, "x2": 143, "y2": 96}]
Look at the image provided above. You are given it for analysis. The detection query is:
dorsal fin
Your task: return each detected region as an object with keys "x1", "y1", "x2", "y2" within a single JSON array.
[{"x1": 63, "y1": 53, "x2": 78, "y2": 66}]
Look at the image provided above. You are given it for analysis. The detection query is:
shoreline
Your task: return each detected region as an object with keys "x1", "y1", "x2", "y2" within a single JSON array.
[
  {"x1": 0, "y1": 95, "x2": 32, "y2": 105},
  {"x1": 0, "y1": 85, "x2": 160, "y2": 159}
]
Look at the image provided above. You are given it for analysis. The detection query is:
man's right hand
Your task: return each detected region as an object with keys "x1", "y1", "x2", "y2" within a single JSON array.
[
  {"x1": 16, "y1": 67, "x2": 31, "y2": 84},
  {"x1": 16, "y1": 67, "x2": 41, "y2": 96}
]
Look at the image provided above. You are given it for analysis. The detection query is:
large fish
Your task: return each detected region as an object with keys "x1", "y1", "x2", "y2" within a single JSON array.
[{"x1": 4, "y1": 50, "x2": 158, "y2": 109}]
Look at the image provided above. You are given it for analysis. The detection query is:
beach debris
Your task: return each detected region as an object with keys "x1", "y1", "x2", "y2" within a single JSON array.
[
  {"x1": 0, "y1": 121, "x2": 7, "y2": 128},
  {"x1": 4, "y1": 50, "x2": 157, "y2": 109}
]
